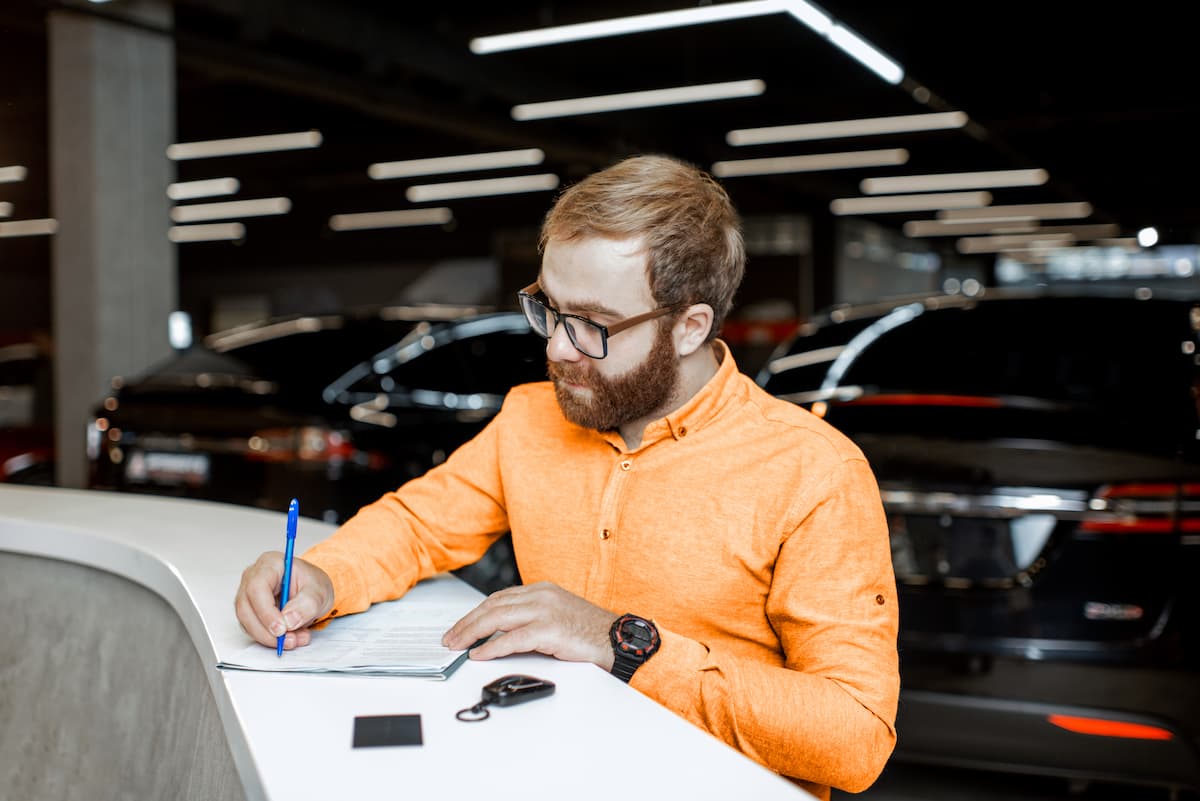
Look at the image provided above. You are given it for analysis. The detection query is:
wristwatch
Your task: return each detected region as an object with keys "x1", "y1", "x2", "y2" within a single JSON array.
[{"x1": 609, "y1": 613, "x2": 660, "y2": 683}]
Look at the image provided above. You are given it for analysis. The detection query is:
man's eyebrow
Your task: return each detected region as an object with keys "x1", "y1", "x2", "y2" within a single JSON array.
[
  {"x1": 567, "y1": 299, "x2": 622, "y2": 317},
  {"x1": 540, "y1": 283, "x2": 622, "y2": 318}
]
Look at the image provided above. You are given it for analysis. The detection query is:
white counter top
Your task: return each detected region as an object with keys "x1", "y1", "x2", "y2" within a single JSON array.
[{"x1": 0, "y1": 485, "x2": 808, "y2": 800}]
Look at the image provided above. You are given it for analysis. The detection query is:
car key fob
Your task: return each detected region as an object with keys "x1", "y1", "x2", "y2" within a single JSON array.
[
  {"x1": 482, "y1": 674, "x2": 556, "y2": 707},
  {"x1": 457, "y1": 674, "x2": 556, "y2": 721}
]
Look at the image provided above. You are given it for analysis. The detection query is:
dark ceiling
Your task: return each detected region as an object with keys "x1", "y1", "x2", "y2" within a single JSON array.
[{"x1": 2, "y1": 1, "x2": 1198, "y2": 283}]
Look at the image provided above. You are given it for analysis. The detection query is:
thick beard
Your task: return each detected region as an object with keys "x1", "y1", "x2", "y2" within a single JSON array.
[{"x1": 548, "y1": 321, "x2": 681, "y2": 432}]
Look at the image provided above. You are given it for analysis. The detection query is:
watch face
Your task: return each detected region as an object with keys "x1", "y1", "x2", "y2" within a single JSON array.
[
  {"x1": 618, "y1": 616, "x2": 658, "y2": 655},
  {"x1": 622, "y1": 619, "x2": 654, "y2": 649}
]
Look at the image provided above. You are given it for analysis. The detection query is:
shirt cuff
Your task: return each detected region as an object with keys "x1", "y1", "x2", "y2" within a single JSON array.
[{"x1": 629, "y1": 627, "x2": 714, "y2": 719}]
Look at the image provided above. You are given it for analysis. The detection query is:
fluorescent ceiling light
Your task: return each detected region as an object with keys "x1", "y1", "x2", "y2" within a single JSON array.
[
  {"x1": 957, "y1": 232, "x2": 1075, "y2": 254},
  {"x1": 169, "y1": 197, "x2": 291, "y2": 223},
  {"x1": 168, "y1": 223, "x2": 245, "y2": 243},
  {"x1": 470, "y1": 0, "x2": 786, "y2": 53},
  {"x1": 0, "y1": 218, "x2": 58, "y2": 238},
  {"x1": 937, "y1": 201, "x2": 1092, "y2": 222},
  {"x1": 329, "y1": 208, "x2": 454, "y2": 231},
  {"x1": 0, "y1": 165, "x2": 28, "y2": 183},
  {"x1": 728, "y1": 111, "x2": 968, "y2": 146},
  {"x1": 904, "y1": 219, "x2": 1038, "y2": 237},
  {"x1": 828, "y1": 23, "x2": 903, "y2": 84},
  {"x1": 782, "y1": 0, "x2": 832, "y2": 34},
  {"x1": 831, "y1": 192, "x2": 992, "y2": 215},
  {"x1": 167, "y1": 131, "x2": 322, "y2": 161},
  {"x1": 1037, "y1": 224, "x2": 1120, "y2": 239},
  {"x1": 469, "y1": 2, "x2": 900, "y2": 84},
  {"x1": 0, "y1": 202, "x2": 11, "y2": 218},
  {"x1": 369, "y1": 149, "x2": 544, "y2": 180},
  {"x1": 406, "y1": 174, "x2": 559, "y2": 203},
  {"x1": 862, "y1": 168, "x2": 1049, "y2": 194},
  {"x1": 713, "y1": 148, "x2": 909, "y2": 177},
  {"x1": 167, "y1": 177, "x2": 240, "y2": 201},
  {"x1": 928, "y1": 214, "x2": 1039, "y2": 226},
  {"x1": 512, "y1": 80, "x2": 765, "y2": 121},
  {"x1": 906, "y1": 220, "x2": 1119, "y2": 239}
]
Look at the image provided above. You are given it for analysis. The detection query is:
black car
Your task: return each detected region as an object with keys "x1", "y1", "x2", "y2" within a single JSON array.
[
  {"x1": 0, "y1": 340, "x2": 55, "y2": 485},
  {"x1": 759, "y1": 288, "x2": 1200, "y2": 796},
  {"x1": 88, "y1": 306, "x2": 548, "y2": 591}
]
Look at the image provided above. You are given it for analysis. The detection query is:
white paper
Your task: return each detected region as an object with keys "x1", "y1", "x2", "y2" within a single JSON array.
[{"x1": 217, "y1": 574, "x2": 482, "y2": 679}]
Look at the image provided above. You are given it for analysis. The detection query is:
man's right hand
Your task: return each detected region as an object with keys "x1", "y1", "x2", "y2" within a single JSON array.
[{"x1": 234, "y1": 552, "x2": 335, "y2": 650}]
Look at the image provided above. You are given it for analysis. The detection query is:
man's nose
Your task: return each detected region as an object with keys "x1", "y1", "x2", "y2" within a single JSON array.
[{"x1": 546, "y1": 321, "x2": 581, "y2": 363}]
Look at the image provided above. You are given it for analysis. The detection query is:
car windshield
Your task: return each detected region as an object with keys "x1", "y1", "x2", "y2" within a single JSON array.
[
  {"x1": 767, "y1": 296, "x2": 1199, "y2": 457},
  {"x1": 326, "y1": 314, "x2": 546, "y2": 405},
  {"x1": 211, "y1": 317, "x2": 425, "y2": 393}
]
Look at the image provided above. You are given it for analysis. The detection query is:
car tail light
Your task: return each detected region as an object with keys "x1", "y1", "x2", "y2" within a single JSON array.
[
  {"x1": 245, "y1": 426, "x2": 356, "y2": 463},
  {"x1": 1047, "y1": 714, "x2": 1174, "y2": 741},
  {"x1": 1079, "y1": 482, "x2": 1200, "y2": 534}
]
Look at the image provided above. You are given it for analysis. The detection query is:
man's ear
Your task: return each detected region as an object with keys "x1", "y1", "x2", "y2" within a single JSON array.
[{"x1": 675, "y1": 303, "x2": 714, "y2": 357}]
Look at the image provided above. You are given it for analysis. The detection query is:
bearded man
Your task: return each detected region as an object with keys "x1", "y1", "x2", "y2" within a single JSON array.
[{"x1": 234, "y1": 154, "x2": 899, "y2": 800}]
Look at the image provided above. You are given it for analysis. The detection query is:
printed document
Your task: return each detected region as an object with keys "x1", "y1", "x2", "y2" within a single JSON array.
[{"x1": 218, "y1": 574, "x2": 481, "y2": 679}]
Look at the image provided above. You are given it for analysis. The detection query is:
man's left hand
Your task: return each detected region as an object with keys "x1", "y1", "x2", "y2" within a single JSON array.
[{"x1": 442, "y1": 581, "x2": 616, "y2": 670}]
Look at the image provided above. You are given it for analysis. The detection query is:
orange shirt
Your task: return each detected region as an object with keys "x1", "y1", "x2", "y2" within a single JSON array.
[{"x1": 303, "y1": 342, "x2": 899, "y2": 799}]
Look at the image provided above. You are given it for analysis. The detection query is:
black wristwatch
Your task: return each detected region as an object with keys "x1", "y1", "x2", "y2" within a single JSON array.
[{"x1": 609, "y1": 613, "x2": 660, "y2": 683}]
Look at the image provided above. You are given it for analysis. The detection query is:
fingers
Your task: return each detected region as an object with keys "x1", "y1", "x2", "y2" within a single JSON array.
[
  {"x1": 442, "y1": 582, "x2": 614, "y2": 666},
  {"x1": 442, "y1": 585, "x2": 528, "y2": 650},
  {"x1": 280, "y1": 628, "x2": 313, "y2": 651},
  {"x1": 235, "y1": 551, "x2": 286, "y2": 646},
  {"x1": 279, "y1": 558, "x2": 335, "y2": 631},
  {"x1": 234, "y1": 554, "x2": 334, "y2": 648},
  {"x1": 467, "y1": 626, "x2": 538, "y2": 661}
]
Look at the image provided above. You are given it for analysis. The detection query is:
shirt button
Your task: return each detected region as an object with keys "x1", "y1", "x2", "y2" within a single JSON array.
[
  {"x1": 620, "y1": 460, "x2": 632, "y2": 471},
  {"x1": 601, "y1": 529, "x2": 612, "y2": 540}
]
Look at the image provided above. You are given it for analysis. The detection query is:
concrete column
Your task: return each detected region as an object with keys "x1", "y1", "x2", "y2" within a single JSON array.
[{"x1": 49, "y1": 2, "x2": 176, "y2": 487}]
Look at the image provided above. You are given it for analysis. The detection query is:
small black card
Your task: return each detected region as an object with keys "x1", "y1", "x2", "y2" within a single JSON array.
[{"x1": 352, "y1": 714, "x2": 423, "y2": 748}]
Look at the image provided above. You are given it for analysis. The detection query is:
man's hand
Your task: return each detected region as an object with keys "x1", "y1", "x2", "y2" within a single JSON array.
[
  {"x1": 234, "y1": 552, "x2": 335, "y2": 650},
  {"x1": 442, "y1": 581, "x2": 616, "y2": 670}
]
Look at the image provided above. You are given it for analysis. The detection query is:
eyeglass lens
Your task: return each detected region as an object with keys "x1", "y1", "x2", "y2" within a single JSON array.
[{"x1": 520, "y1": 294, "x2": 606, "y2": 358}]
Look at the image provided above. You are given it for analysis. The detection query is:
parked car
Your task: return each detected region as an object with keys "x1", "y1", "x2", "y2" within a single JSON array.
[
  {"x1": 0, "y1": 340, "x2": 55, "y2": 485},
  {"x1": 87, "y1": 306, "x2": 548, "y2": 592},
  {"x1": 758, "y1": 287, "x2": 1200, "y2": 796}
]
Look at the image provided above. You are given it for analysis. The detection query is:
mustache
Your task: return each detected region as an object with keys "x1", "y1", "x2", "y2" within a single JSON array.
[{"x1": 547, "y1": 361, "x2": 591, "y2": 384}]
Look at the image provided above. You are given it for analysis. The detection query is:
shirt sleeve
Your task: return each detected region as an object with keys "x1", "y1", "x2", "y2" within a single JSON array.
[
  {"x1": 629, "y1": 456, "x2": 899, "y2": 793},
  {"x1": 300, "y1": 408, "x2": 512, "y2": 618}
]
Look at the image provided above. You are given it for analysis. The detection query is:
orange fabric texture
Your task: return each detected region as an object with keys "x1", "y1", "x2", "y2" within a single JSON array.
[{"x1": 303, "y1": 343, "x2": 899, "y2": 798}]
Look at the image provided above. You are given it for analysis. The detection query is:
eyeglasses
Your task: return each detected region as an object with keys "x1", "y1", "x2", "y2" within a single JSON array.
[{"x1": 518, "y1": 281, "x2": 677, "y2": 359}]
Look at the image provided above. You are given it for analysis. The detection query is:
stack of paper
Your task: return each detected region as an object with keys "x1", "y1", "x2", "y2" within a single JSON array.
[{"x1": 218, "y1": 575, "x2": 481, "y2": 680}]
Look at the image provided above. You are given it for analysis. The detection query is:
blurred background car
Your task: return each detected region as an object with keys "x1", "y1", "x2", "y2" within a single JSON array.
[
  {"x1": 0, "y1": 337, "x2": 55, "y2": 485},
  {"x1": 759, "y1": 288, "x2": 1200, "y2": 796},
  {"x1": 87, "y1": 306, "x2": 548, "y2": 592}
]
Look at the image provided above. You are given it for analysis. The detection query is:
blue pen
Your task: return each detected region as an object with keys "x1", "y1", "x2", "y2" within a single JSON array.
[{"x1": 277, "y1": 498, "x2": 299, "y2": 656}]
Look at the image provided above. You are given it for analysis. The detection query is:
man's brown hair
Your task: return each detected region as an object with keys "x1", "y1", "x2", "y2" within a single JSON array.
[{"x1": 539, "y1": 154, "x2": 745, "y2": 342}]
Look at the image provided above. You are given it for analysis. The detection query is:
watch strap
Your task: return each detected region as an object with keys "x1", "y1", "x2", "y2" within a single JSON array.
[{"x1": 611, "y1": 650, "x2": 642, "y2": 683}]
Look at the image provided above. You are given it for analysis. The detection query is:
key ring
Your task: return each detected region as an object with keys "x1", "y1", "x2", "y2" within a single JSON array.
[
  {"x1": 455, "y1": 702, "x2": 491, "y2": 722},
  {"x1": 455, "y1": 674, "x2": 555, "y2": 722}
]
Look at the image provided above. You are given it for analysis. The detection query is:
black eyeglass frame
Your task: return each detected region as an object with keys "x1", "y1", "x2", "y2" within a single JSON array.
[{"x1": 518, "y1": 281, "x2": 678, "y2": 359}]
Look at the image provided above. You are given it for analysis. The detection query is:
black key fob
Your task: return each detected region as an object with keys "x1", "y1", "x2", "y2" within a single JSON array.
[{"x1": 481, "y1": 674, "x2": 556, "y2": 707}]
